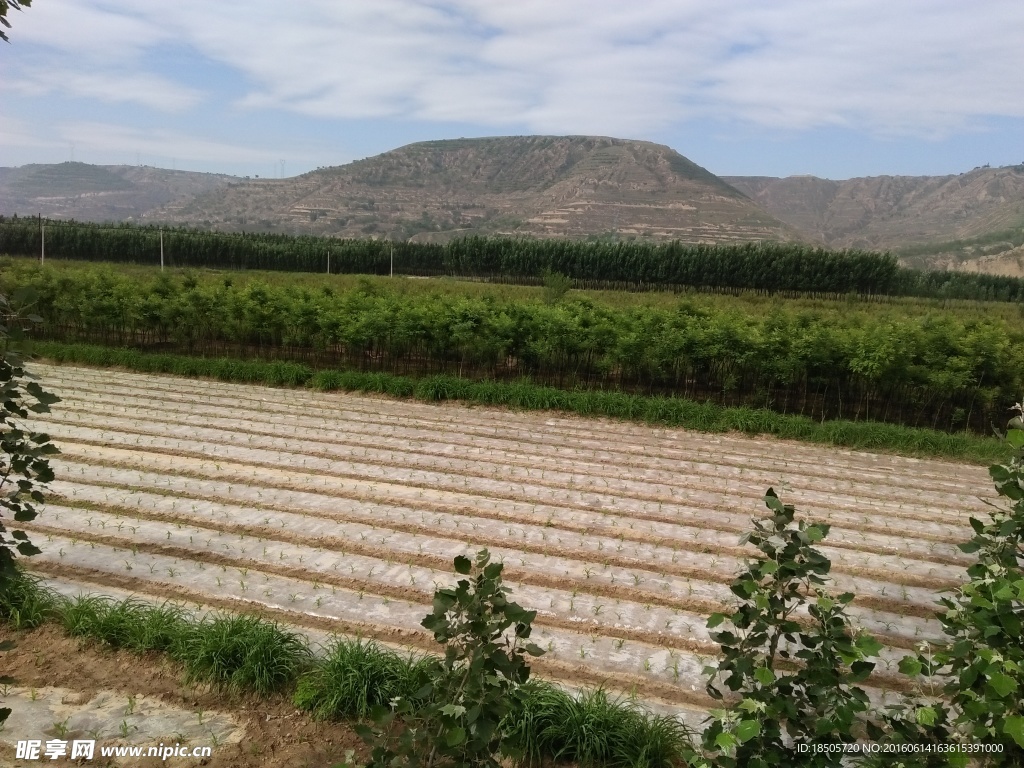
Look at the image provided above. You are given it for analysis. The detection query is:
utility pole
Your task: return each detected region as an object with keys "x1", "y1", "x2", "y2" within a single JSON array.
[
  {"x1": 390, "y1": 240, "x2": 394, "y2": 278},
  {"x1": 327, "y1": 250, "x2": 330, "y2": 275},
  {"x1": 40, "y1": 225, "x2": 45, "y2": 264},
  {"x1": 160, "y1": 230, "x2": 164, "y2": 271}
]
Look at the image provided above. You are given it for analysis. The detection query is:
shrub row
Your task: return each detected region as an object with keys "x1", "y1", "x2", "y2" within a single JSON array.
[
  {"x1": 34, "y1": 341, "x2": 1006, "y2": 464},
  {"x1": 5, "y1": 262, "x2": 1020, "y2": 430}
]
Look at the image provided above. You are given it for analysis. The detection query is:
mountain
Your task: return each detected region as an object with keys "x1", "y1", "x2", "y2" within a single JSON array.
[
  {"x1": 141, "y1": 136, "x2": 800, "y2": 244},
  {"x1": 723, "y1": 165, "x2": 1024, "y2": 268},
  {"x1": 5, "y1": 142, "x2": 1024, "y2": 275},
  {"x1": 0, "y1": 162, "x2": 236, "y2": 222}
]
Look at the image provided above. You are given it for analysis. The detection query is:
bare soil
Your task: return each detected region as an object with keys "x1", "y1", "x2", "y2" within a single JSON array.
[{"x1": 0, "y1": 624, "x2": 364, "y2": 768}]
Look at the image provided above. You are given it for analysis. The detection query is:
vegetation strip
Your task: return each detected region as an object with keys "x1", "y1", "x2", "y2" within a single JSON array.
[
  {"x1": 40, "y1": 378, "x2": 988, "y2": 534},
  {"x1": 24, "y1": 502, "x2": 938, "y2": 658},
  {"x1": 33, "y1": 342, "x2": 1006, "y2": 463},
  {"x1": 5, "y1": 219, "x2": 1024, "y2": 301},
  {"x1": 44, "y1": 415, "x2": 982, "y2": 545},
  {"x1": 47, "y1": 442, "x2": 963, "y2": 603}
]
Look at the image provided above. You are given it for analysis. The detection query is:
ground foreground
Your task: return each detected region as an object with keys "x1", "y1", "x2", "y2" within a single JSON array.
[
  {"x1": 3, "y1": 363, "x2": 996, "y2": 759},
  {"x1": 0, "y1": 624, "x2": 365, "y2": 767}
]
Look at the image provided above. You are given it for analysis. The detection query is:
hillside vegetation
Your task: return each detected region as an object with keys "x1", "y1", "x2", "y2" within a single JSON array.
[
  {"x1": 725, "y1": 165, "x2": 1024, "y2": 259},
  {"x1": 145, "y1": 136, "x2": 797, "y2": 245}
]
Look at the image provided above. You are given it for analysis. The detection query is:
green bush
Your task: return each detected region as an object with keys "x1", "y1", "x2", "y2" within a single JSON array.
[
  {"x1": 171, "y1": 613, "x2": 311, "y2": 696},
  {"x1": 294, "y1": 639, "x2": 439, "y2": 721}
]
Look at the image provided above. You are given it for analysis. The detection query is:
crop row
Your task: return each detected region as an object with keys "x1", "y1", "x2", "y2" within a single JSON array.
[
  {"x1": 13, "y1": 365, "x2": 986, "y2": 718},
  {"x1": 6, "y1": 260, "x2": 1023, "y2": 430}
]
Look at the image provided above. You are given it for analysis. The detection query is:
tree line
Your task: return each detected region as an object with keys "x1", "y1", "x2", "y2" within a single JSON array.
[
  {"x1": 4, "y1": 262, "x2": 1022, "y2": 432},
  {"x1": 3, "y1": 217, "x2": 1024, "y2": 301}
]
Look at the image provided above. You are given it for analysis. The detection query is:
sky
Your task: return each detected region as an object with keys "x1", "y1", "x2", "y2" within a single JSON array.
[{"x1": 1, "y1": 1, "x2": 1022, "y2": 181}]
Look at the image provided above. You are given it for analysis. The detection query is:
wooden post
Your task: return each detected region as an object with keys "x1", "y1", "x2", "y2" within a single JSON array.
[
  {"x1": 327, "y1": 250, "x2": 330, "y2": 275},
  {"x1": 41, "y1": 225, "x2": 45, "y2": 264},
  {"x1": 160, "y1": 230, "x2": 164, "y2": 271}
]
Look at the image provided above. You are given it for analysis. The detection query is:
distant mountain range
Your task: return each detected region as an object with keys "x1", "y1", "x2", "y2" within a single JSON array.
[{"x1": 3, "y1": 136, "x2": 1023, "y2": 275}]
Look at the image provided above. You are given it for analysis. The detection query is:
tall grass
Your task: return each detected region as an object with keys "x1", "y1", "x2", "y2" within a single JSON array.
[
  {"x1": 170, "y1": 614, "x2": 312, "y2": 696},
  {"x1": 293, "y1": 638, "x2": 440, "y2": 720},
  {"x1": 0, "y1": 571, "x2": 59, "y2": 629},
  {"x1": 505, "y1": 682, "x2": 694, "y2": 768},
  {"x1": 60, "y1": 595, "x2": 187, "y2": 652},
  {"x1": 36, "y1": 341, "x2": 1005, "y2": 464}
]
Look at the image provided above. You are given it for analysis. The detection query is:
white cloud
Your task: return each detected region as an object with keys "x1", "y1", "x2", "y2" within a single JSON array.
[
  {"x1": 0, "y1": 116, "x2": 65, "y2": 151},
  {"x1": 6, "y1": 0, "x2": 1024, "y2": 140},
  {"x1": 53, "y1": 122, "x2": 308, "y2": 167},
  {"x1": 12, "y1": 1, "x2": 170, "y2": 59},
  {"x1": 9, "y1": 70, "x2": 202, "y2": 112}
]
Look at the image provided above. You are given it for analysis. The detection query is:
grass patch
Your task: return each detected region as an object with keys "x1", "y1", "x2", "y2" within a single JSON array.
[
  {"x1": 2, "y1": 576, "x2": 697, "y2": 767},
  {"x1": 293, "y1": 638, "x2": 440, "y2": 721},
  {"x1": 0, "y1": 571, "x2": 59, "y2": 630},
  {"x1": 59, "y1": 595, "x2": 188, "y2": 653},
  {"x1": 170, "y1": 613, "x2": 312, "y2": 697},
  {"x1": 505, "y1": 682, "x2": 695, "y2": 768},
  {"x1": 34, "y1": 341, "x2": 1006, "y2": 464}
]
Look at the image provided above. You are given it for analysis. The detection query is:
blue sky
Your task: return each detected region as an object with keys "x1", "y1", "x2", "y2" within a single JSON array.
[{"x1": 2, "y1": 0, "x2": 1022, "y2": 180}]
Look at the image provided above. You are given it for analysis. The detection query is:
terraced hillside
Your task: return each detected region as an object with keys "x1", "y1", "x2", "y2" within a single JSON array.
[
  {"x1": 21, "y1": 364, "x2": 990, "y2": 725},
  {"x1": 145, "y1": 136, "x2": 798, "y2": 244}
]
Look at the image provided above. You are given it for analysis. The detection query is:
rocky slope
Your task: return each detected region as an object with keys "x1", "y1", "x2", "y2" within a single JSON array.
[
  {"x1": 0, "y1": 162, "x2": 236, "y2": 222},
  {"x1": 724, "y1": 165, "x2": 1024, "y2": 253},
  {"x1": 143, "y1": 136, "x2": 799, "y2": 244}
]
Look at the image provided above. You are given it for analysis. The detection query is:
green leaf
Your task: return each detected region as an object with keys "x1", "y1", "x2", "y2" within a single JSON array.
[
  {"x1": 16, "y1": 542, "x2": 41, "y2": 557},
  {"x1": 754, "y1": 666, "x2": 774, "y2": 686},
  {"x1": 805, "y1": 525, "x2": 825, "y2": 542},
  {"x1": 734, "y1": 719, "x2": 761, "y2": 743},
  {"x1": 898, "y1": 656, "x2": 923, "y2": 677},
  {"x1": 1006, "y1": 429, "x2": 1024, "y2": 449},
  {"x1": 444, "y1": 726, "x2": 466, "y2": 747},
  {"x1": 855, "y1": 634, "x2": 883, "y2": 657},
  {"x1": 714, "y1": 731, "x2": 737, "y2": 752},
  {"x1": 707, "y1": 613, "x2": 727, "y2": 628},
  {"x1": 850, "y1": 660, "x2": 874, "y2": 681},
  {"x1": 1003, "y1": 716, "x2": 1024, "y2": 748},
  {"x1": 915, "y1": 706, "x2": 938, "y2": 727},
  {"x1": 987, "y1": 672, "x2": 1017, "y2": 698},
  {"x1": 453, "y1": 555, "x2": 471, "y2": 575}
]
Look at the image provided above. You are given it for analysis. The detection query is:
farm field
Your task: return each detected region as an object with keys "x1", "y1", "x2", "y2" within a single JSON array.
[{"x1": 18, "y1": 362, "x2": 994, "y2": 726}]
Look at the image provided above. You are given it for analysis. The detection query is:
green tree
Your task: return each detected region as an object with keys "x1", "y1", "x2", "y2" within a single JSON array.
[
  {"x1": 357, "y1": 549, "x2": 544, "y2": 768},
  {"x1": 701, "y1": 489, "x2": 881, "y2": 768},
  {"x1": 0, "y1": 0, "x2": 32, "y2": 43},
  {"x1": 0, "y1": 288, "x2": 61, "y2": 727},
  {"x1": 898, "y1": 405, "x2": 1024, "y2": 763}
]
